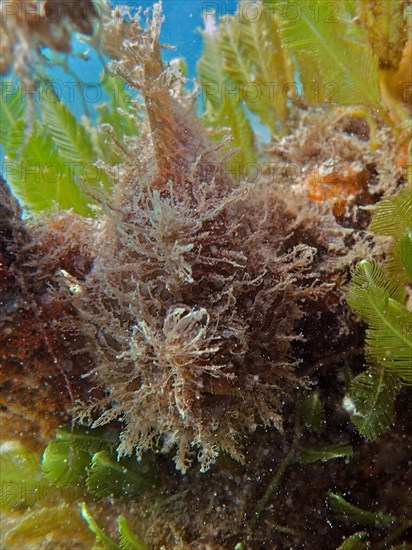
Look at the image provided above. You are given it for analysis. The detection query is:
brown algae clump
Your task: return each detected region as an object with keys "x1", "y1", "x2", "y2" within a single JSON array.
[{"x1": 59, "y1": 4, "x2": 348, "y2": 472}]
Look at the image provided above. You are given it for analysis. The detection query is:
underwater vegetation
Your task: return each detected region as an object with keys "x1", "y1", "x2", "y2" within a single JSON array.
[{"x1": 0, "y1": 0, "x2": 411, "y2": 548}]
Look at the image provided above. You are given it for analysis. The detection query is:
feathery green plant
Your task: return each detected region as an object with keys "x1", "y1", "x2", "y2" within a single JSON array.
[
  {"x1": 219, "y1": 1, "x2": 292, "y2": 130},
  {"x1": 1, "y1": 426, "x2": 154, "y2": 549},
  {"x1": 81, "y1": 503, "x2": 148, "y2": 550},
  {"x1": 197, "y1": 22, "x2": 256, "y2": 169},
  {"x1": 0, "y1": 440, "x2": 94, "y2": 547},
  {"x1": 329, "y1": 493, "x2": 397, "y2": 527},
  {"x1": 1, "y1": 86, "x2": 97, "y2": 214},
  {"x1": 198, "y1": 0, "x2": 410, "y2": 165},
  {"x1": 0, "y1": 73, "x2": 140, "y2": 214},
  {"x1": 329, "y1": 493, "x2": 412, "y2": 549},
  {"x1": 370, "y1": 186, "x2": 412, "y2": 288},
  {"x1": 278, "y1": 0, "x2": 380, "y2": 107},
  {"x1": 293, "y1": 393, "x2": 354, "y2": 463},
  {"x1": 0, "y1": 441, "x2": 47, "y2": 509},
  {"x1": 97, "y1": 73, "x2": 141, "y2": 141},
  {"x1": 348, "y1": 260, "x2": 411, "y2": 383},
  {"x1": 197, "y1": 0, "x2": 292, "y2": 168},
  {"x1": 42, "y1": 426, "x2": 157, "y2": 497},
  {"x1": 346, "y1": 186, "x2": 412, "y2": 439}
]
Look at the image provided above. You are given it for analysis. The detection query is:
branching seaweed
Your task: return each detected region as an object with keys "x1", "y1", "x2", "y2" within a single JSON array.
[
  {"x1": 198, "y1": 0, "x2": 411, "y2": 165},
  {"x1": 346, "y1": 185, "x2": 412, "y2": 438}
]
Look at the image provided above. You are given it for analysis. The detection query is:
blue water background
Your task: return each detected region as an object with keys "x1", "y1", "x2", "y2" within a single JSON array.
[
  {"x1": 49, "y1": 0, "x2": 237, "y2": 119},
  {"x1": 0, "y1": 1, "x2": 239, "y2": 165}
]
